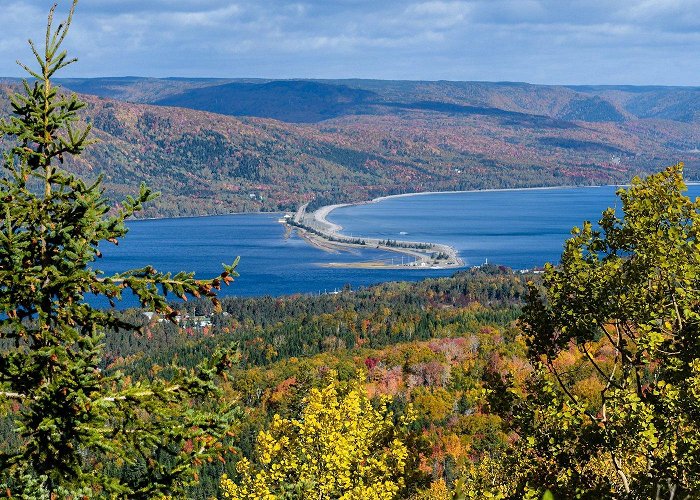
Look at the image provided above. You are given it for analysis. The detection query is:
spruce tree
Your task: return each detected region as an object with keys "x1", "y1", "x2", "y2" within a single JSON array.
[{"x1": 0, "y1": 2, "x2": 239, "y2": 497}]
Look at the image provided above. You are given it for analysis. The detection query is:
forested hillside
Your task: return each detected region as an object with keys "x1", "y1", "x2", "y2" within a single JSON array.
[
  {"x1": 73, "y1": 266, "x2": 533, "y2": 498},
  {"x1": 52, "y1": 77, "x2": 700, "y2": 126},
  {"x1": 75, "y1": 168, "x2": 700, "y2": 499},
  {"x1": 21, "y1": 170, "x2": 697, "y2": 499},
  {"x1": 2, "y1": 79, "x2": 700, "y2": 217}
]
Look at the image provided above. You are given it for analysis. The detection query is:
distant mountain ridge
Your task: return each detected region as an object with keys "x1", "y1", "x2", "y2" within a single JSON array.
[
  {"x1": 47, "y1": 77, "x2": 700, "y2": 125},
  {"x1": 155, "y1": 80, "x2": 378, "y2": 123},
  {"x1": 1, "y1": 78, "x2": 699, "y2": 217}
]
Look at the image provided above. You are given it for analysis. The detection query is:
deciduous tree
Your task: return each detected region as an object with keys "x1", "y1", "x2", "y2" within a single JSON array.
[
  {"x1": 221, "y1": 374, "x2": 414, "y2": 499},
  {"x1": 514, "y1": 164, "x2": 700, "y2": 498}
]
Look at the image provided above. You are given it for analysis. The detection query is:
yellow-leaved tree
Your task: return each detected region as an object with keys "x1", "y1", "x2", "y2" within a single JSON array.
[{"x1": 221, "y1": 374, "x2": 414, "y2": 499}]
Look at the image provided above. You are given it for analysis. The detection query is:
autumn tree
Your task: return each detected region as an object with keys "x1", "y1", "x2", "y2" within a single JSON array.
[
  {"x1": 0, "y1": 2, "x2": 238, "y2": 497},
  {"x1": 221, "y1": 374, "x2": 415, "y2": 499},
  {"x1": 509, "y1": 164, "x2": 700, "y2": 498}
]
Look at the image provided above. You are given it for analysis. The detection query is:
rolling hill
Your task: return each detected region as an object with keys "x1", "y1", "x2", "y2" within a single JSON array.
[{"x1": 1, "y1": 78, "x2": 699, "y2": 217}]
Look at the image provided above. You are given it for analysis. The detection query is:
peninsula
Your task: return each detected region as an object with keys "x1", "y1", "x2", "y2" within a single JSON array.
[{"x1": 285, "y1": 201, "x2": 464, "y2": 270}]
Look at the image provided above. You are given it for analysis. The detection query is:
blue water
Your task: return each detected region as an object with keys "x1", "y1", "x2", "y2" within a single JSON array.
[
  {"x1": 328, "y1": 187, "x2": 626, "y2": 270},
  {"x1": 96, "y1": 185, "x2": 700, "y2": 301},
  {"x1": 97, "y1": 213, "x2": 453, "y2": 302}
]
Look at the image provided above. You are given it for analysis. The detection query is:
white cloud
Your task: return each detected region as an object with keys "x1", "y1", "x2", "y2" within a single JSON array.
[
  {"x1": 165, "y1": 5, "x2": 242, "y2": 27},
  {"x1": 0, "y1": 0, "x2": 699, "y2": 84}
]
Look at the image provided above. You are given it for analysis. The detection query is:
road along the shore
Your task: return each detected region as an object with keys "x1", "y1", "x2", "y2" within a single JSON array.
[{"x1": 286, "y1": 202, "x2": 464, "y2": 270}]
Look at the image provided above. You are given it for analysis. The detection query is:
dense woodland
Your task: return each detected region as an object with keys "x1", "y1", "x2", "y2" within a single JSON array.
[{"x1": 86, "y1": 266, "x2": 529, "y2": 498}]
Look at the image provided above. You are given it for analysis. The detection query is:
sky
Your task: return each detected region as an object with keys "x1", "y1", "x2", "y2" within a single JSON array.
[{"x1": 1, "y1": 0, "x2": 699, "y2": 85}]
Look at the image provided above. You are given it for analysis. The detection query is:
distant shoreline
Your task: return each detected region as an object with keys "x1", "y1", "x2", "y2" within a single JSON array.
[
  {"x1": 130, "y1": 183, "x2": 633, "y2": 223},
  {"x1": 315, "y1": 183, "x2": 626, "y2": 235},
  {"x1": 132, "y1": 210, "x2": 282, "y2": 222},
  {"x1": 371, "y1": 183, "x2": 620, "y2": 203},
  {"x1": 289, "y1": 197, "x2": 465, "y2": 270},
  {"x1": 296, "y1": 183, "x2": 640, "y2": 270},
  {"x1": 132, "y1": 181, "x2": 700, "y2": 224}
]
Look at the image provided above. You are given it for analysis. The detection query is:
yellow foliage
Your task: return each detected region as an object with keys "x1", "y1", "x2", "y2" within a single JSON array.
[
  {"x1": 412, "y1": 478, "x2": 451, "y2": 500},
  {"x1": 411, "y1": 387, "x2": 454, "y2": 423},
  {"x1": 551, "y1": 344, "x2": 580, "y2": 371},
  {"x1": 220, "y1": 374, "x2": 414, "y2": 499},
  {"x1": 571, "y1": 375, "x2": 605, "y2": 405},
  {"x1": 441, "y1": 432, "x2": 469, "y2": 461}
]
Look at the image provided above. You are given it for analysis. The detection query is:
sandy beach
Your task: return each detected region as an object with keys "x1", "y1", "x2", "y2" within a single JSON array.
[
  {"x1": 289, "y1": 198, "x2": 465, "y2": 270},
  {"x1": 309, "y1": 203, "x2": 350, "y2": 235},
  {"x1": 291, "y1": 183, "x2": 630, "y2": 270}
]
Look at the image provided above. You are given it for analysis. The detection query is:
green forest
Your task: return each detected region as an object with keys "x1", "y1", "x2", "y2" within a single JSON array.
[{"x1": 2, "y1": 2, "x2": 700, "y2": 499}]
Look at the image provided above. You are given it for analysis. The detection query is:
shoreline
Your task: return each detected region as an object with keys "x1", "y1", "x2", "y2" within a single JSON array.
[
  {"x1": 124, "y1": 182, "x2": 695, "y2": 270},
  {"x1": 368, "y1": 183, "x2": 623, "y2": 204},
  {"x1": 295, "y1": 225, "x2": 464, "y2": 270},
  {"x1": 132, "y1": 210, "x2": 283, "y2": 222},
  {"x1": 290, "y1": 199, "x2": 466, "y2": 270},
  {"x1": 328, "y1": 182, "x2": 635, "y2": 217},
  {"x1": 129, "y1": 182, "x2": 638, "y2": 223},
  {"x1": 307, "y1": 184, "x2": 622, "y2": 247},
  {"x1": 293, "y1": 183, "x2": 637, "y2": 270}
]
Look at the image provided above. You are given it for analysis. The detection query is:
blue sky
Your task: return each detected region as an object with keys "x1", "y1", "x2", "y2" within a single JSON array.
[{"x1": 1, "y1": 0, "x2": 699, "y2": 85}]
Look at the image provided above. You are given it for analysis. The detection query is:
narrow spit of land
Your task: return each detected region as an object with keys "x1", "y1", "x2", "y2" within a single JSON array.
[{"x1": 284, "y1": 201, "x2": 464, "y2": 270}]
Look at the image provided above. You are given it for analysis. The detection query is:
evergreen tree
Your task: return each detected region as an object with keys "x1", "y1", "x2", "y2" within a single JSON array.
[{"x1": 0, "y1": 2, "x2": 239, "y2": 497}]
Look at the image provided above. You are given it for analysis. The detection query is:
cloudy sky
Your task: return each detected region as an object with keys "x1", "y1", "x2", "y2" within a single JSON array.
[{"x1": 1, "y1": 0, "x2": 699, "y2": 85}]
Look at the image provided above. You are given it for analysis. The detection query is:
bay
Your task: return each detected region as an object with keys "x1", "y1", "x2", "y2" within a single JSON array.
[
  {"x1": 96, "y1": 184, "x2": 700, "y2": 302},
  {"x1": 328, "y1": 185, "x2": 700, "y2": 270},
  {"x1": 97, "y1": 213, "x2": 452, "y2": 302}
]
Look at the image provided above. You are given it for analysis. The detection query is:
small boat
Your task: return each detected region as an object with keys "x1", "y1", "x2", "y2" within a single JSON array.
[{"x1": 399, "y1": 231, "x2": 408, "y2": 235}]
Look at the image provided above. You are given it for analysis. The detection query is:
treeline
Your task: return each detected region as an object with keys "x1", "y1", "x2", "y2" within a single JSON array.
[
  {"x1": 287, "y1": 219, "x2": 367, "y2": 245},
  {"x1": 102, "y1": 265, "x2": 527, "y2": 377},
  {"x1": 380, "y1": 239, "x2": 433, "y2": 250}
]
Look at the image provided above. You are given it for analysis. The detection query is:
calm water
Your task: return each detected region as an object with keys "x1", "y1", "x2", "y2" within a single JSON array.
[
  {"x1": 97, "y1": 213, "x2": 451, "y2": 302},
  {"x1": 328, "y1": 186, "x2": 626, "y2": 270},
  {"x1": 97, "y1": 185, "x2": 700, "y2": 301}
]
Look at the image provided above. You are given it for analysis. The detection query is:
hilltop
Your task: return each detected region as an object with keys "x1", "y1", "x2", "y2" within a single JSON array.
[
  {"x1": 2, "y1": 78, "x2": 699, "y2": 217},
  {"x1": 52, "y1": 77, "x2": 700, "y2": 125}
]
